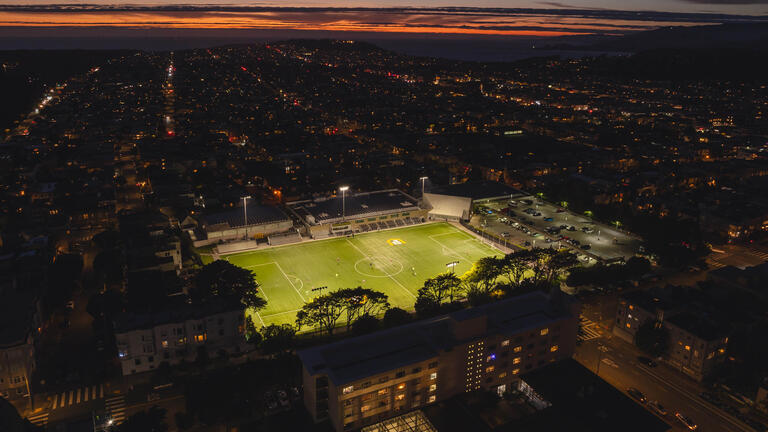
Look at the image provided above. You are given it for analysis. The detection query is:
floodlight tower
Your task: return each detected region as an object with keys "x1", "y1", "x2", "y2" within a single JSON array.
[
  {"x1": 242, "y1": 196, "x2": 251, "y2": 239},
  {"x1": 339, "y1": 186, "x2": 349, "y2": 221},
  {"x1": 419, "y1": 176, "x2": 428, "y2": 197}
]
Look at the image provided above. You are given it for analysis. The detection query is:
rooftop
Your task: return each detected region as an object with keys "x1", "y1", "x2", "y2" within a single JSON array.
[
  {"x1": 289, "y1": 189, "x2": 419, "y2": 225},
  {"x1": 427, "y1": 181, "x2": 524, "y2": 200},
  {"x1": 298, "y1": 292, "x2": 577, "y2": 385},
  {"x1": 113, "y1": 295, "x2": 243, "y2": 333},
  {"x1": 200, "y1": 203, "x2": 290, "y2": 229}
]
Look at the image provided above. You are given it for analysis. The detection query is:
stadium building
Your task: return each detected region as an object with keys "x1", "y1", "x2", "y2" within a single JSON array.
[
  {"x1": 288, "y1": 189, "x2": 428, "y2": 239},
  {"x1": 189, "y1": 203, "x2": 293, "y2": 246},
  {"x1": 298, "y1": 291, "x2": 579, "y2": 432},
  {"x1": 422, "y1": 181, "x2": 524, "y2": 222}
]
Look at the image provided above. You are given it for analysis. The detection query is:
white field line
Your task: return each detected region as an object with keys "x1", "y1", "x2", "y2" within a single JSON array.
[
  {"x1": 260, "y1": 308, "x2": 302, "y2": 318},
  {"x1": 345, "y1": 238, "x2": 416, "y2": 299},
  {"x1": 255, "y1": 312, "x2": 266, "y2": 327},
  {"x1": 275, "y1": 262, "x2": 307, "y2": 302},
  {"x1": 428, "y1": 235, "x2": 473, "y2": 264}
]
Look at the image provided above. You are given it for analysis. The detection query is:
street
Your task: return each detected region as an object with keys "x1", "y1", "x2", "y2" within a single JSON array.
[{"x1": 576, "y1": 299, "x2": 758, "y2": 432}]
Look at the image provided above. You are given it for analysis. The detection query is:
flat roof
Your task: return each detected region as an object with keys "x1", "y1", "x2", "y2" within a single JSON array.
[
  {"x1": 289, "y1": 189, "x2": 419, "y2": 225},
  {"x1": 201, "y1": 203, "x2": 290, "y2": 229},
  {"x1": 298, "y1": 292, "x2": 577, "y2": 385},
  {"x1": 427, "y1": 181, "x2": 524, "y2": 200}
]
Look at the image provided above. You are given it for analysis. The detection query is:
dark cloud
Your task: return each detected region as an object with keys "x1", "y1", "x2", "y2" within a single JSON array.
[{"x1": 678, "y1": 0, "x2": 768, "y2": 3}]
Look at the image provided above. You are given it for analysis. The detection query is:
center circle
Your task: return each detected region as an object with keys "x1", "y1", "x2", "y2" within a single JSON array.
[{"x1": 354, "y1": 257, "x2": 403, "y2": 278}]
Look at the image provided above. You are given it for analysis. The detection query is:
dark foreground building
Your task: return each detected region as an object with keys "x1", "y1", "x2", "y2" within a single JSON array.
[{"x1": 298, "y1": 291, "x2": 580, "y2": 432}]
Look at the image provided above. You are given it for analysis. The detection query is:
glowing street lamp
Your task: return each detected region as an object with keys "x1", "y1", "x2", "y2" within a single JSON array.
[
  {"x1": 339, "y1": 186, "x2": 349, "y2": 220},
  {"x1": 242, "y1": 196, "x2": 251, "y2": 239},
  {"x1": 446, "y1": 261, "x2": 459, "y2": 274}
]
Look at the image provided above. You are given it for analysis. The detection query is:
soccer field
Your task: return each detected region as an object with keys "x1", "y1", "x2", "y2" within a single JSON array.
[{"x1": 206, "y1": 223, "x2": 501, "y2": 328}]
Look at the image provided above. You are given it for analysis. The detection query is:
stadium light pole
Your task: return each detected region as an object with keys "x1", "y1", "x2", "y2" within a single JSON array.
[
  {"x1": 419, "y1": 176, "x2": 428, "y2": 197},
  {"x1": 339, "y1": 186, "x2": 349, "y2": 221},
  {"x1": 242, "y1": 196, "x2": 251, "y2": 239}
]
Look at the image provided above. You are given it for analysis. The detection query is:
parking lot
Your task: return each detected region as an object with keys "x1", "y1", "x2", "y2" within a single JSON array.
[{"x1": 474, "y1": 196, "x2": 642, "y2": 262}]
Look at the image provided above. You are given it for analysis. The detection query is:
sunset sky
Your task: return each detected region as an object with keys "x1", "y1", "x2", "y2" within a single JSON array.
[{"x1": 1, "y1": 2, "x2": 767, "y2": 38}]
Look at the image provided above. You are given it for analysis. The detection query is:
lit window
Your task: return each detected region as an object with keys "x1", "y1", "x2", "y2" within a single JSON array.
[
  {"x1": 684, "y1": 345, "x2": 691, "y2": 351},
  {"x1": 486, "y1": 366, "x2": 495, "y2": 373},
  {"x1": 397, "y1": 383, "x2": 406, "y2": 390},
  {"x1": 550, "y1": 345, "x2": 559, "y2": 352},
  {"x1": 626, "y1": 322, "x2": 631, "y2": 328},
  {"x1": 629, "y1": 305, "x2": 634, "y2": 310},
  {"x1": 499, "y1": 372, "x2": 507, "y2": 378},
  {"x1": 540, "y1": 328, "x2": 549, "y2": 336},
  {"x1": 512, "y1": 368, "x2": 520, "y2": 375},
  {"x1": 428, "y1": 395, "x2": 436, "y2": 403},
  {"x1": 513, "y1": 346, "x2": 522, "y2": 353},
  {"x1": 343, "y1": 386, "x2": 354, "y2": 394},
  {"x1": 501, "y1": 340, "x2": 510, "y2": 347},
  {"x1": 513, "y1": 357, "x2": 521, "y2": 365},
  {"x1": 161, "y1": 340, "x2": 168, "y2": 349},
  {"x1": 429, "y1": 384, "x2": 437, "y2": 392},
  {"x1": 361, "y1": 405, "x2": 370, "y2": 412},
  {"x1": 429, "y1": 372, "x2": 437, "y2": 380},
  {"x1": 378, "y1": 388, "x2": 388, "y2": 395},
  {"x1": 396, "y1": 394, "x2": 405, "y2": 401},
  {"x1": 718, "y1": 348, "x2": 725, "y2": 354},
  {"x1": 194, "y1": 334, "x2": 207, "y2": 343}
]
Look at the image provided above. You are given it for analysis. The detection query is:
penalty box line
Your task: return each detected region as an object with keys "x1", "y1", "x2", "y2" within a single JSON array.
[{"x1": 345, "y1": 238, "x2": 416, "y2": 299}]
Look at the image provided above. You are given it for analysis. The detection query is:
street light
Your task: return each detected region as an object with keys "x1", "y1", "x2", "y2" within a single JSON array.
[
  {"x1": 242, "y1": 196, "x2": 251, "y2": 239},
  {"x1": 339, "y1": 186, "x2": 349, "y2": 220},
  {"x1": 446, "y1": 261, "x2": 459, "y2": 274},
  {"x1": 419, "y1": 176, "x2": 428, "y2": 197}
]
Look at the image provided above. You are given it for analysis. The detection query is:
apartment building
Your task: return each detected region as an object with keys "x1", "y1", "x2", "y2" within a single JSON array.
[
  {"x1": 298, "y1": 291, "x2": 580, "y2": 432},
  {"x1": 113, "y1": 296, "x2": 245, "y2": 375},
  {"x1": 614, "y1": 290, "x2": 728, "y2": 381}
]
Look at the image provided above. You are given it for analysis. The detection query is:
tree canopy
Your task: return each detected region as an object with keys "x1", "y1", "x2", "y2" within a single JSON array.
[{"x1": 192, "y1": 260, "x2": 266, "y2": 310}]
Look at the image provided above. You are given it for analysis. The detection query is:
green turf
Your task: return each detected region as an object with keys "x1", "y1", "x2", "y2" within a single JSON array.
[{"x1": 214, "y1": 223, "x2": 501, "y2": 328}]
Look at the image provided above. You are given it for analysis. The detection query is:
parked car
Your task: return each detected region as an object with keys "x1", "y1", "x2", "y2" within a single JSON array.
[
  {"x1": 675, "y1": 412, "x2": 698, "y2": 430},
  {"x1": 580, "y1": 244, "x2": 591, "y2": 250},
  {"x1": 543, "y1": 217, "x2": 553, "y2": 222},
  {"x1": 648, "y1": 400, "x2": 668, "y2": 416},
  {"x1": 637, "y1": 356, "x2": 657, "y2": 368},
  {"x1": 627, "y1": 387, "x2": 647, "y2": 404}
]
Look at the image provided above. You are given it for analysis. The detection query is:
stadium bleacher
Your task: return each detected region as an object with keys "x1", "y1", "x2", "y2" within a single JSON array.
[{"x1": 289, "y1": 189, "x2": 419, "y2": 226}]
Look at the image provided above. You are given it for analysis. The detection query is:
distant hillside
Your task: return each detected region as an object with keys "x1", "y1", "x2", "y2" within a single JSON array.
[{"x1": 544, "y1": 23, "x2": 768, "y2": 53}]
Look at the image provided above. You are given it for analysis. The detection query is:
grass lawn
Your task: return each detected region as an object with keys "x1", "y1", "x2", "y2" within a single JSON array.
[{"x1": 206, "y1": 223, "x2": 501, "y2": 328}]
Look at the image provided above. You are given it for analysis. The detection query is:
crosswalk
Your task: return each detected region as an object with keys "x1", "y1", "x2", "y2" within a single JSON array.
[
  {"x1": 27, "y1": 411, "x2": 49, "y2": 427},
  {"x1": 745, "y1": 246, "x2": 768, "y2": 262},
  {"x1": 105, "y1": 394, "x2": 127, "y2": 425},
  {"x1": 578, "y1": 316, "x2": 601, "y2": 341},
  {"x1": 51, "y1": 384, "x2": 104, "y2": 410}
]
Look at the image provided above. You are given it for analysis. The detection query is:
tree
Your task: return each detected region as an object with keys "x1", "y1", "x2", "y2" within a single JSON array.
[
  {"x1": 352, "y1": 314, "x2": 380, "y2": 335},
  {"x1": 244, "y1": 315, "x2": 262, "y2": 345},
  {"x1": 192, "y1": 260, "x2": 266, "y2": 310},
  {"x1": 544, "y1": 251, "x2": 579, "y2": 283},
  {"x1": 260, "y1": 324, "x2": 296, "y2": 356},
  {"x1": 500, "y1": 250, "x2": 534, "y2": 285},
  {"x1": 415, "y1": 273, "x2": 462, "y2": 317},
  {"x1": 461, "y1": 257, "x2": 504, "y2": 295},
  {"x1": 295, "y1": 292, "x2": 346, "y2": 335},
  {"x1": 114, "y1": 406, "x2": 168, "y2": 432},
  {"x1": 634, "y1": 320, "x2": 670, "y2": 357},
  {"x1": 382, "y1": 307, "x2": 411, "y2": 327},
  {"x1": 529, "y1": 248, "x2": 556, "y2": 282},
  {"x1": 335, "y1": 287, "x2": 389, "y2": 330}
]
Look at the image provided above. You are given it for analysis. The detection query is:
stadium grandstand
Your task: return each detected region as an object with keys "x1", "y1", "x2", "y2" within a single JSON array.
[
  {"x1": 189, "y1": 203, "x2": 293, "y2": 247},
  {"x1": 287, "y1": 189, "x2": 428, "y2": 239},
  {"x1": 423, "y1": 180, "x2": 524, "y2": 221}
]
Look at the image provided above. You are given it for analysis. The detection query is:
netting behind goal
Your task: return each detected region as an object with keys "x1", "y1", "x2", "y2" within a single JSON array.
[{"x1": 268, "y1": 231, "x2": 303, "y2": 246}]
